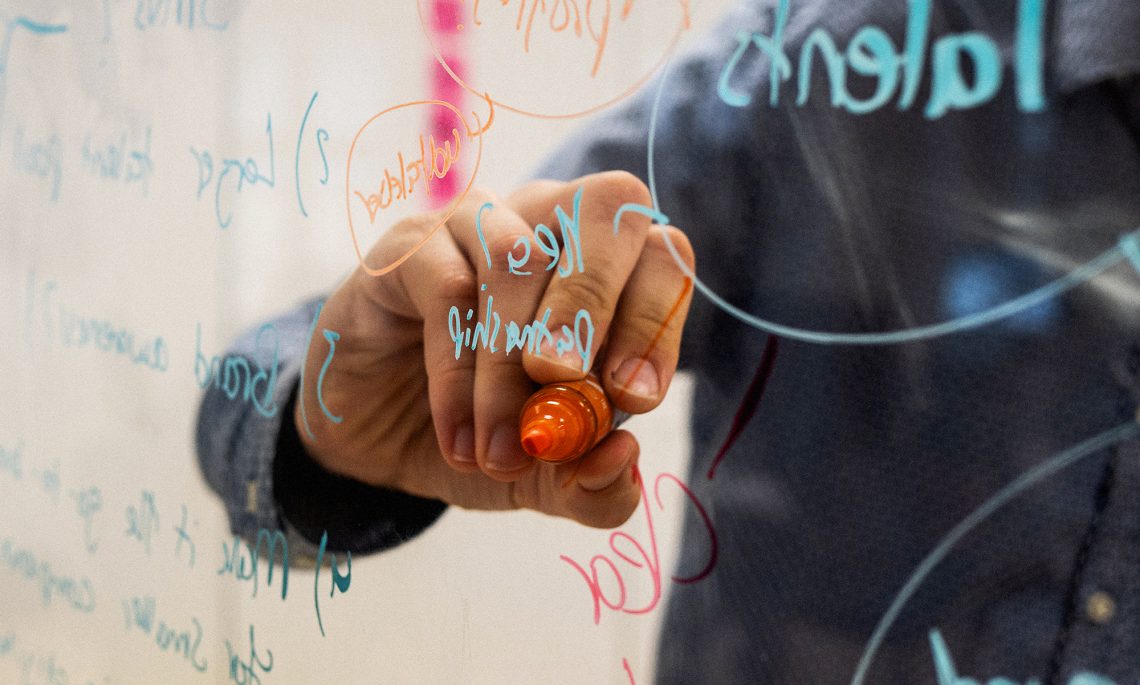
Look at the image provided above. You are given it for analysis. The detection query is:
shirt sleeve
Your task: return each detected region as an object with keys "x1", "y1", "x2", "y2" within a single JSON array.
[{"x1": 194, "y1": 297, "x2": 447, "y2": 557}]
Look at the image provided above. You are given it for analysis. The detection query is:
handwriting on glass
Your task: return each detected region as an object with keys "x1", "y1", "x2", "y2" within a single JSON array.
[
  {"x1": 190, "y1": 114, "x2": 276, "y2": 230},
  {"x1": 134, "y1": 0, "x2": 231, "y2": 32},
  {"x1": 23, "y1": 271, "x2": 169, "y2": 372},
  {"x1": 123, "y1": 595, "x2": 209, "y2": 674},
  {"x1": 125, "y1": 489, "x2": 160, "y2": 555},
  {"x1": 226, "y1": 624, "x2": 273, "y2": 685},
  {"x1": 0, "y1": 440, "x2": 22, "y2": 481},
  {"x1": 0, "y1": 535, "x2": 96, "y2": 613},
  {"x1": 11, "y1": 125, "x2": 62, "y2": 202},
  {"x1": 463, "y1": 0, "x2": 635, "y2": 78},
  {"x1": 928, "y1": 628, "x2": 1117, "y2": 685},
  {"x1": 217, "y1": 527, "x2": 352, "y2": 637},
  {"x1": 718, "y1": 0, "x2": 1045, "y2": 119},
  {"x1": 560, "y1": 470, "x2": 717, "y2": 625},
  {"x1": 354, "y1": 128, "x2": 462, "y2": 222},
  {"x1": 80, "y1": 125, "x2": 154, "y2": 196},
  {"x1": 449, "y1": 186, "x2": 596, "y2": 371},
  {"x1": 195, "y1": 322, "x2": 280, "y2": 419}
]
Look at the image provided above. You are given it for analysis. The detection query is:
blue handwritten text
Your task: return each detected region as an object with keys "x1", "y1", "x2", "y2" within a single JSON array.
[
  {"x1": 194, "y1": 323, "x2": 280, "y2": 418},
  {"x1": 718, "y1": 0, "x2": 1045, "y2": 119},
  {"x1": 80, "y1": 125, "x2": 154, "y2": 196},
  {"x1": 190, "y1": 113, "x2": 276, "y2": 229}
]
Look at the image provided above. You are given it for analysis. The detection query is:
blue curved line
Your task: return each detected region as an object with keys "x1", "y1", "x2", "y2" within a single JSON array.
[
  {"x1": 297, "y1": 301, "x2": 325, "y2": 441},
  {"x1": 1, "y1": 17, "x2": 69, "y2": 140},
  {"x1": 317, "y1": 129, "x2": 330, "y2": 185},
  {"x1": 13, "y1": 17, "x2": 68, "y2": 35},
  {"x1": 849, "y1": 419, "x2": 1140, "y2": 685},
  {"x1": 612, "y1": 202, "x2": 669, "y2": 235},
  {"x1": 475, "y1": 201, "x2": 495, "y2": 268},
  {"x1": 295, "y1": 91, "x2": 318, "y2": 218},
  {"x1": 645, "y1": 48, "x2": 672, "y2": 215},
  {"x1": 624, "y1": 198, "x2": 1132, "y2": 344},
  {"x1": 316, "y1": 329, "x2": 343, "y2": 424},
  {"x1": 661, "y1": 229, "x2": 1127, "y2": 345},
  {"x1": 644, "y1": 45, "x2": 1138, "y2": 345},
  {"x1": 1121, "y1": 231, "x2": 1140, "y2": 275},
  {"x1": 643, "y1": 17, "x2": 1140, "y2": 683}
]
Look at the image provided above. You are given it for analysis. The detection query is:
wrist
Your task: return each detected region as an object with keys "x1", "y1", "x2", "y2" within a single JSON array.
[{"x1": 275, "y1": 383, "x2": 448, "y2": 552}]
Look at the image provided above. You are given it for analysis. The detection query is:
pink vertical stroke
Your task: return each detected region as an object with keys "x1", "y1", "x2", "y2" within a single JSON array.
[{"x1": 427, "y1": 0, "x2": 466, "y2": 208}]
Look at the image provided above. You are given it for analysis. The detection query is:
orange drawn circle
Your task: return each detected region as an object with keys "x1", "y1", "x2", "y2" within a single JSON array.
[
  {"x1": 344, "y1": 99, "x2": 484, "y2": 277},
  {"x1": 416, "y1": 0, "x2": 691, "y2": 120}
]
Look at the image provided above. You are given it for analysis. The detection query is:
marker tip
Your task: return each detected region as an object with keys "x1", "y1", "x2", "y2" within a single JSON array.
[{"x1": 521, "y1": 426, "x2": 554, "y2": 457}]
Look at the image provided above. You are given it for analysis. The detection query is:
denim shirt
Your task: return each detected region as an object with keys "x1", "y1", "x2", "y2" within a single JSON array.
[{"x1": 197, "y1": 1, "x2": 1140, "y2": 683}]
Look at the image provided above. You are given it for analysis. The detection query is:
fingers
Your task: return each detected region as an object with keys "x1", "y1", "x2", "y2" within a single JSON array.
[
  {"x1": 447, "y1": 191, "x2": 557, "y2": 479},
  {"x1": 370, "y1": 171, "x2": 693, "y2": 520},
  {"x1": 509, "y1": 171, "x2": 656, "y2": 383},
  {"x1": 601, "y1": 226, "x2": 695, "y2": 414},
  {"x1": 516, "y1": 430, "x2": 643, "y2": 529},
  {"x1": 511, "y1": 172, "x2": 694, "y2": 416},
  {"x1": 395, "y1": 428, "x2": 642, "y2": 530},
  {"x1": 375, "y1": 216, "x2": 481, "y2": 473}
]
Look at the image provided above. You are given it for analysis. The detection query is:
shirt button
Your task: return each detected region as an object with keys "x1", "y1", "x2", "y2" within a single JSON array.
[{"x1": 1085, "y1": 591, "x2": 1116, "y2": 625}]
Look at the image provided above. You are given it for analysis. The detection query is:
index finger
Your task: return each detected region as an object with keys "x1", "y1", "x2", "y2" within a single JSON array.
[{"x1": 506, "y1": 171, "x2": 656, "y2": 383}]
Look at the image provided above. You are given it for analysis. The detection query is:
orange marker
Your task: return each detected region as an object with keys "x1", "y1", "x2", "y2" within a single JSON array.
[{"x1": 518, "y1": 375, "x2": 629, "y2": 463}]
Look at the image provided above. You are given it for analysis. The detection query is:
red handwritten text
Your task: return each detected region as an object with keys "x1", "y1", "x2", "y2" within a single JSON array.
[{"x1": 560, "y1": 470, "x2": 717, "y2": 625}]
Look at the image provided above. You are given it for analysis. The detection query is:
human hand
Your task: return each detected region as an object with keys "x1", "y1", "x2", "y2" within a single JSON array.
[{"x1": 295, "y1": 171, "x2": 694, "y2": 528}]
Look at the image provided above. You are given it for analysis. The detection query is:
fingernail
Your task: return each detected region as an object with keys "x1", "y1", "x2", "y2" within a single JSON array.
[
  {"x1": 539, "y1": 338, "x2": 584, "y2": 371},
  {"x1": 452, "y1": 424, "x2": 475, "y2": 463},
  {"x1": 613, "y1": 358, "x2": 659, "y2": 400},
  {"x1": 487, "y1": 424, "x2": 531, "y2": 473},
  {"x1": 581, "y1": 444, "x2": 636, "y2": 493}
]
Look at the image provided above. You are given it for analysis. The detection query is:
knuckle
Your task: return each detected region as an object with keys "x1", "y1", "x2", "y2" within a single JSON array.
[
  {"x1": 645, "y1": 225, "x2": 695, "y2": 270},
  {"x1": 429, "y1": 364, "x2": 474, "y2": 399},
  {"x1": 369, "y1": 222, "x2": 417, "y2": 264},
  {"x1": 596, "y1": 170, "x2": 652, "y2": 208},
  {"x1": 586, "y1": 171, "x2": 652, "y2": 230},
  {"x1": 570, "y1": 494, "x2": 639, "y2": 529},
  {"x1": 401, "y1": 210, "x2": 450, "y2": 243},
  {"x1": 622, "y1": 305, "x2": 675, "y2": 343},
  {"x1": 510, "y1": 179, "x2": 563, "y2": 202},
  {"x1": 433, "y1": 269, "x2": 478, "y2": 304},
  {"x1": 369, "y1": 214, "x2": 444, "y2": 267},
  {"x1": 479, "y1": 353, "x2": 522, "y2": 375},
  {"x1": 460, "y1": 186, "x2": 499, "y2": 209},
  {"x1": 553, "y1": 274, "x2": 615, "y2": 322},
  {"x1": 486, "y1": 230, "x2": 532, "y2": 264}
]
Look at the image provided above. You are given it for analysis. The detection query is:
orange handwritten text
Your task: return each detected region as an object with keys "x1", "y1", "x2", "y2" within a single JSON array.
[
  {"x1": 353, "y1": 128, "x2": 461, "y2": 222},
  {"x1": 470, "y1": 0, "x2": 618, "y2": 77},
  {"x1": 345, "y1": 98, "x2": 485, "y2": 276},
  {"x1": 560, "y1": 469, "x2": 717, "y2": 625}
]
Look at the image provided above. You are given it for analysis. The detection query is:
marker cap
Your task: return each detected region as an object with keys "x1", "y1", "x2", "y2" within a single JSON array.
[{"x1": 518, "y1": 376, "x2": 614, "y2": 463}]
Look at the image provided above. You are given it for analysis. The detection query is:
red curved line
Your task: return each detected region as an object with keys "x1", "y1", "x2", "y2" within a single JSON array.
[
  {"x1": 655, "y1": 472, "x2": 717, "y2": 584},
  {"x1": 706, "y1": 335, "x2": 779, "y2": 480},
  {"x1": 593, "y1": 554, "x2": 628, "y2": 612}
]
